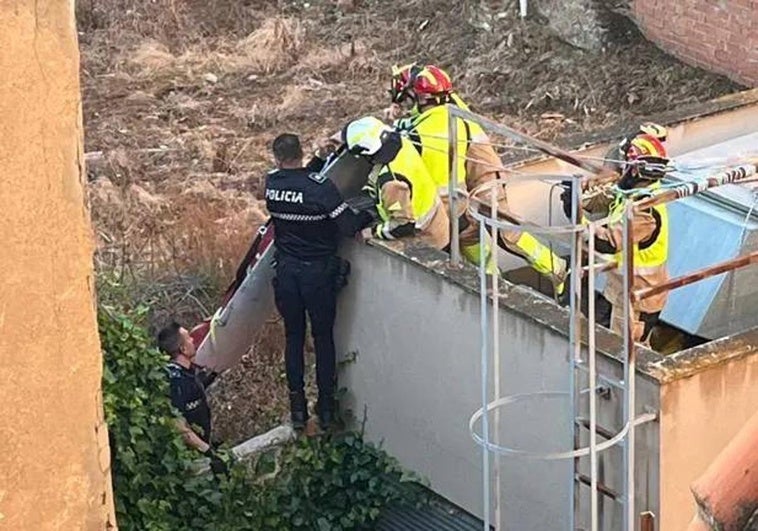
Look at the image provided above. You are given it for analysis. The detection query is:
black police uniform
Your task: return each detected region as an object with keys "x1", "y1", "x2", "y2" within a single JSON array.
[
  {"x1": 265, "y1": 157, "x2": 371, "y2": 424},
  {"x1": 166, "y1": 361, "x2": 216, "y2": 444}
]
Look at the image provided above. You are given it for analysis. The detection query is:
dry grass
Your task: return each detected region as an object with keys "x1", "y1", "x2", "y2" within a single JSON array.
[
  {"x1": 124, "y1": 17, "x2": 305, "y2": 81},
  {"x1": 236, "y1": 17, "x2": 305, "y2": 74},
  {"x1": 89, "y1": 170, "x2": 266, "y2": 286}
]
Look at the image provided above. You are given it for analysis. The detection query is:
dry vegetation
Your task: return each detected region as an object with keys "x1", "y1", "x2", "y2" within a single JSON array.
[{"x1": 79, "y1": 0, "x2": 742, "y2": 442}]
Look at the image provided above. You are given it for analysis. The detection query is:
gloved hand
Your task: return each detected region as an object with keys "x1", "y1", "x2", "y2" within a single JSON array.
[
  {"x1": 356, "y1": 227, "x2": 373, "y2": 243},
  {"x1": 313, "y1": 137, "x2": 341, "y2": 160},
  {"x1": 203, "y1": 448, "x2": 229, "y2": 477},
  {"x1": 383, "y1": 103, "x2": 404, "y2": 123},
  {"x1": 559, "y1": 180, "x2": 574, "y2": 220}
]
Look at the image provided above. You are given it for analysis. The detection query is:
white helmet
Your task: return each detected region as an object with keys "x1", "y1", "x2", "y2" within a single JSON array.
[{"x1": 343, "y1": 116, "x2": 402, "y2": 165}]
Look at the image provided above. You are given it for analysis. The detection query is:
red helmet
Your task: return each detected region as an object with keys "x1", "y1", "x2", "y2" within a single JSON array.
[
  {"x1": 626, "y1": 133, "x2": 667, "y2": 159},
  {"x1": 411, "y1": 65, "x2": 453, "y2": 103}
]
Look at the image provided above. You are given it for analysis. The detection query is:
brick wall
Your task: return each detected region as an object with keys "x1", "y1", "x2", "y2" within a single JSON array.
[{"x1": 633, "y1": 0, "x2": 758, "y2": 87}]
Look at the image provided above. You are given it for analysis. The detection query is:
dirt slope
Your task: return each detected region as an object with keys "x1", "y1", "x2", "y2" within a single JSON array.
[{"x1": 79, "y1": 0, "x2": 742, "y2": 443}]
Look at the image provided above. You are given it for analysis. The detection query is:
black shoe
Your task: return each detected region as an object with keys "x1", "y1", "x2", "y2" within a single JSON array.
[
  {"x1": 289, "y1": 391, "x2": 308, "y2": 431},
  {"x1": 317, "y1": 396, "x2": 336, "y2": 431},
  {"x1": 557, "y1": 271, "x2": 571, "y2": 307}
]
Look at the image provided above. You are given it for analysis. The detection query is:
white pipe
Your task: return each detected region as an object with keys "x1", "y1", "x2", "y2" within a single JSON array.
[
  {"x1": 491, "y1": 190, "x2": 502, "y2": 529},
  {"x1": 479, "y1": 221, "x2": 492, "y2": 531},
  {"x1": 588, "y1": 223, "x2": 599, "y2": 531},
  {"x1": 519, "y1": 0, "x2": 528, "y2": 18},
  {"x1": 622, "y1": 203, "x2": 637, "y2": 531}
]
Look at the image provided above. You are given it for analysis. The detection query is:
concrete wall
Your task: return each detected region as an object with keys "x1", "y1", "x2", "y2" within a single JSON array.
[
  {"x1": 0, "y1": 2, "x2": 115, "y2": 529},
  {"x1": 337, "y1": 240, "x2": 661, "y2": 529},
  {"x1": 633, "y1": 0, "x2": 758, "y2": 86},
  {"x1": 656, "y1": 339, "x2": 758, "y2": 530}
]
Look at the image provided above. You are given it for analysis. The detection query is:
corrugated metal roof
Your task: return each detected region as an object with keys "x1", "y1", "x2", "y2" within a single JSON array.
[{"x1": 378, "y1": 494, "x2": 488, "y2": 531}]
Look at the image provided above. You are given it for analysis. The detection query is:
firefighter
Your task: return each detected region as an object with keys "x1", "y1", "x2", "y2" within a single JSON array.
[
  {"x1": 392, "y1": 63, "x2": 568, "y2": 291},
  {"x1": 387, "y1": 63, "x2": 470, "y2": 124},
  {"x1": 265, "y1": 133, "x2": 373, "y2": 430},
  {"x1": 567, "y1": 122, "x2": 671, "y2": 228},
  {"x1": 604, "y1": 122, "x2": 668, "y2": 174},
  {"x1": 564, "y1": 134, "x2": 671, "y2": 344},
  {"x1": 342, "y1": 116, "x2": 450, "y2": 249}
]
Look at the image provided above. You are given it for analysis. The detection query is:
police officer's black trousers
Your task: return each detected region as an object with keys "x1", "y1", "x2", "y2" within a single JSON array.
[{"x1": 273, "y1": 255, "x2": 338, "y2": 401}]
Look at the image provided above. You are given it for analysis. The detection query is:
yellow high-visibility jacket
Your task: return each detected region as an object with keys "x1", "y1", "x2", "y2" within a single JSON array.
[
  {"x1": 599, "y1": 181, "x2": 670, "y2": 313},
  {"x1": 365, "y1": 137, "x2": 442, "y2": 239},
  {"x1": 395, "y1": 95, "x2": 490, "y2": 194}
]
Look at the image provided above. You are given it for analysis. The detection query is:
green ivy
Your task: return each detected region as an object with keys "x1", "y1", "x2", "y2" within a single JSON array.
[
  {"x1": 263, "y1": 435, "x2": 422, "y2": 531},
  {"x1": 100, "y1": 305, "x2": 422, "y2": 530}
]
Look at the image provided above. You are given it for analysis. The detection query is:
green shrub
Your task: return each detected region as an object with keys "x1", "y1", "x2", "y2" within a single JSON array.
[
  {"x1": 282, "y1": 434, "x2": 422, "y2": 530},
  {"x1": 100, "y1": 305, "x2": 421, "y2": 530}
]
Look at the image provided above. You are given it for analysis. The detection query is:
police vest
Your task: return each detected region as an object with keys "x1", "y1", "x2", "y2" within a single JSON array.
[{"x1": 609, "y1": 181, "x2": 669, "y2": 272}]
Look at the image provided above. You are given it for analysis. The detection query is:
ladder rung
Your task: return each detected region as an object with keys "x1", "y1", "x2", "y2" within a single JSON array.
[
  {"x1": 574, "y1": 473, "x2": 622, "y2": 502},
  {"x1": 579, "y1": 386, "x2": 612, "y2": 400},
  {"x1": 574, "y1": 359, "x2": 624, "y2": 389},
  {"x1": 575, "y1": 417, "x2": 616, "y2": 440}
]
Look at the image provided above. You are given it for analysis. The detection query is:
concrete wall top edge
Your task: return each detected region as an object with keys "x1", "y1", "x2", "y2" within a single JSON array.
[
  {"x1": 364, "y1": 237, "x2": 758, "y2": 385},
  {"x1": 649, "y1": 326, "x2": 758, "y2": 384}
]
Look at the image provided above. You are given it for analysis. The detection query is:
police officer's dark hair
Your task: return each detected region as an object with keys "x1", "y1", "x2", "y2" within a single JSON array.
[
  {"x1": 157, "y1": 321, "x2": 183, "y2": 357},
  {"x1": 272, "y1": 133, "x2": 303, "y2": 164}
]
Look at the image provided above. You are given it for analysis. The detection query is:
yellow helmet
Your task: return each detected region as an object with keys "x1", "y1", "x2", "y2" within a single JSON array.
[
  {"x1": 639, "y1": 122, "x2": 668, "y2": 142},
  {"x1": 343, "y1": 116, "x2": 402, "y2": 165},
  {"x1": 624, "y1": 134, "x2": 669, "y2": 181}
]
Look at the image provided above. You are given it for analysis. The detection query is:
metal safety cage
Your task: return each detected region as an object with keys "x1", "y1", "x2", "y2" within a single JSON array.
[{"x1": 441, "y1": 104, "x2": 758, "y2": 531}]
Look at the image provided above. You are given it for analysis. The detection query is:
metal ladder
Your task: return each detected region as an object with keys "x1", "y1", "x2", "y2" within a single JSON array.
[{"x1": 566, "y1": 205, "x2": 657, "y2": 531}]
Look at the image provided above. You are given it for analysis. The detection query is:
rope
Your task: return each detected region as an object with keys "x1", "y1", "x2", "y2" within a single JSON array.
[{"x1": 397, "y1": 129, "x2": 758, "y2": 177}]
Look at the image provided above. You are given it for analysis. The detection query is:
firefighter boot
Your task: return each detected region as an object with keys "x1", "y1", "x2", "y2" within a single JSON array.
[
  {"x1": 289, "y1": 391, "x2": 308, "y2": 431},
  {"x1": 558, "y1": 270, "x2": 571, "y2": 307}
]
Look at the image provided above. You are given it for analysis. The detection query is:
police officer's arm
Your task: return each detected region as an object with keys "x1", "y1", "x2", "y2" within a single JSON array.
[
  {"x1": 373, "y1": 175, "x2": 416, "y2": 240},
  {"x1": 306, "y1": 138, "x2": 343, "y2": 172},
  {"x1": 196, "y1": 367, "x2": 218, "y2": 388},
  {"x1": 170, "y1": 381, "x2": 211, "y2": 452},
  {"x1": 305, "y1": 156, "x2": 326, "y2": 173},
  {"x1": 595, "y1": 208, "x2": 659, "y2": 254},
  {"x1": 174, "y1": 418, "x2": 211, "y2": 453},
  {"x1": 323, "y1": 182, "x2": 374, "y2": 237}
]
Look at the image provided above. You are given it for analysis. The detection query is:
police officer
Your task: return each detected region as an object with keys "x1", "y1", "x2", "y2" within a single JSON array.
[
  {"x1": 158, "y1": 322, "x2": 226, "y2": 475},
  {"x1": 265, "y1": 133, "x2": 373, "y2": 431}
]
